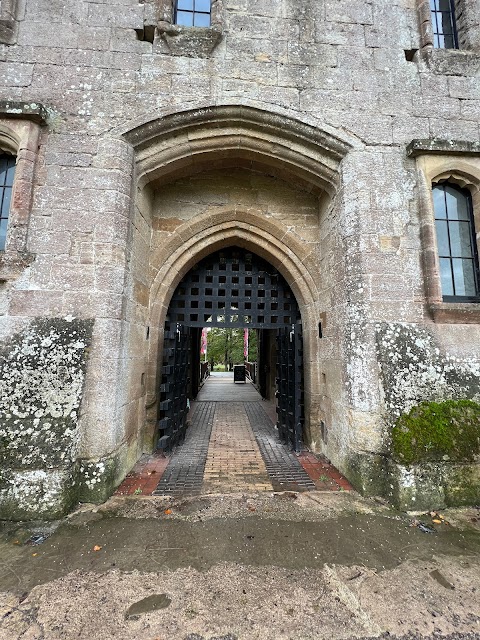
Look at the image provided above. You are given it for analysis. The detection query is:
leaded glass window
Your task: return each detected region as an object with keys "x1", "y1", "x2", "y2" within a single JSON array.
[
  {"x1": 0, "y1": 153, "x2": 15, "y2": 251},
  {"x1": 174, "y1": 0, "x2": 211, "y2": 27},
  {"x1": 433, "y1": 183, "x2": 480, "y2": 301},
  {"x1": 430, "y1": 0, "x2": 458, "y2": 49}
]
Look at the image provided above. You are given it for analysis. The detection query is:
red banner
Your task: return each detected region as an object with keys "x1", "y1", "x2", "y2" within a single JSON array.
[
  {"x1": 200, "y1": 328, "x2": 208, "y2": 355},
  {"x1": 244, "y1": 328, "x2": 249, "y2": 359}
]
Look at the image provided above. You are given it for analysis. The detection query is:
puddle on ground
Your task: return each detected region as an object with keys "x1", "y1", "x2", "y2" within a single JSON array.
[
  {"x1": 1, "y1": 512, "x2": 479, "y2": 594},
  {"x1": 125, "y1": 593, "x2": 171, "y2": 619}
]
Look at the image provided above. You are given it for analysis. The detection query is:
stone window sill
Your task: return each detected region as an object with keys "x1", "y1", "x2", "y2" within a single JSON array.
[
  {"x1": 417, "y1": 48, "x2": 480, "y2": 75},
  {"x1": 158, "y1": 22, "x2": 222, "y2": 57},
  {"x1": 429, "y1": 302, "x2": 480, "y2": 324}
]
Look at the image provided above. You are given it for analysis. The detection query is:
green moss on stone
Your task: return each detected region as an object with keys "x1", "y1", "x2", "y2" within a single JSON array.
[
  {"x1": 392, "y1": 399, "x2": 480, "y2": 466},
  {"x1": 444, "y1": 464, "x2": 480, "y2": 507},
  {"x1": 343, "y1": 452, "x2": 389, "y2": 497}
]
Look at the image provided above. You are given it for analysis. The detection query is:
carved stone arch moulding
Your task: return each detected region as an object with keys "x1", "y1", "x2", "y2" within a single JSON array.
[
  {"x1": 123, "y1": 104, "x2": 353, "y2": 198},
  {"x1": 149, "y1": 210, "x2": 320, "y2": 322},
  {"x1": 144, "y1": 211, "x2": 322, "y2": 439},
  {"x1": 123, "y1": 104, "x2": 351, "y2": 444}
]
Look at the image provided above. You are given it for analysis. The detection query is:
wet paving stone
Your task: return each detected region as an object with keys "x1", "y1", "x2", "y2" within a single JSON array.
[
  {"x1": 245, "y1": 402, "x2": 317, "y2": 492},
  {"x1": 153, "y1": 402, "x2": 215, "y2": 497}
]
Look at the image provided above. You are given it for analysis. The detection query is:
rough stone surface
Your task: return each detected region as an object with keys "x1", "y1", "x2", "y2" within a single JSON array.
[
  {"x1": 376, "y1": 327, "x2": 480, "y2": 508},
  {"x1": 0, "y1": 0, "x2": 479, "y2": 517},
  {"x1": 0, "y1": 318, "x2": 93, "y2": 519},
  {"x1": 376, "y1": 323, "x2": 480, "y2": 422},
  {"x1": 388, "y1": 459, "x2": 480, "y2": 510},
  {"x1": 1, "y1": 493, "x2": 480, "y2": 639}
]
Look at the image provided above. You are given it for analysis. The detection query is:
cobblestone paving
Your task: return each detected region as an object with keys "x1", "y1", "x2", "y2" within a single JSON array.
[
  {"x1": 245, "y1": 402, "x2": 317, "y2": 492},
  {"x1": 202, "y1": 402, "x2": 273, "y2": 494},
  {"x1": 152, "y1": 401, "x2": 215, "y2": 497}
]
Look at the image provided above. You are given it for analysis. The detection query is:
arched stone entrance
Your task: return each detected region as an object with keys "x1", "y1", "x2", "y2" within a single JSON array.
[
  {"x1": 144, "y1": 211, "x2": 323, "y2": 454},
  {"x1": 157, "y1": 245, "x2": 304, "y2": 452},
  {"x1": 120, "y1": 104, "x2": 354, "y2": 488}
]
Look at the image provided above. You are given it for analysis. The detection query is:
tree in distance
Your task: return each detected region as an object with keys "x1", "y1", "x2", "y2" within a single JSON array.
[{"x1": 206, "y1": 327, "x2": 257, "y2": 371}]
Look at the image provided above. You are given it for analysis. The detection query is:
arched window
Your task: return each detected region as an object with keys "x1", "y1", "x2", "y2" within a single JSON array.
[
  {"x1": 0, "y1": 153, "x2": 15, "y2": 251},
  {"x1": 433, "y1": 183, "x2": 480, "y2": 301},
  {"x1": 174, "y1": 0, "x2": 211, "y2": 27},
  {"x1": 430, "y1": 0, "x2": 459, "y2": 49}
]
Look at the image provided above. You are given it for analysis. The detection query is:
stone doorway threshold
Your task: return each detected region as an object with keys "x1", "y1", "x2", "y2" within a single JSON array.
[{"x1": 116, "y1": 375, "x2": 351, "y2": 498}]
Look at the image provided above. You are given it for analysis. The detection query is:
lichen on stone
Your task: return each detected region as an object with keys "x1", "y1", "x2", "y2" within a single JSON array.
[
  {"x1": 0, "y1": 317, "x2": 93, "y2": 519},
  {"x1": 376, "y1": 322, "x2": 480, "y2": 421}
]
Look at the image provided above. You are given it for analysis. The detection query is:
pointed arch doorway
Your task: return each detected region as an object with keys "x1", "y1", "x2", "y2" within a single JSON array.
[{"x1": 158, "y1": 246, "x2": 304, "y2": 454}]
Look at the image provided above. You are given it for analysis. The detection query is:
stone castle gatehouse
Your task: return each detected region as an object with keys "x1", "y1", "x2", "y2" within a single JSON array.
[{"x1": 1, "y1": 0, "x2": 480, "y2": 519}]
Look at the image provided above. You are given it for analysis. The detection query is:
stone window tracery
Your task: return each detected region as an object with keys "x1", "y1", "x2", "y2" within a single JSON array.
[{"x1": 407, "y1": 139, "x2": 480, "y2": 323}]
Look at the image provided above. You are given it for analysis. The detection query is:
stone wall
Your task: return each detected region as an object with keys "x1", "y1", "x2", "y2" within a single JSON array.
[
  {"x1": 0, "y1": 318, "x2": 93, "y2": 519},
  {"x1": 0, "y1": 0, "x2": 19, "y2": 44},
  {"x1": 0, "y1": 0, "x2": 479, "y2": 517}
]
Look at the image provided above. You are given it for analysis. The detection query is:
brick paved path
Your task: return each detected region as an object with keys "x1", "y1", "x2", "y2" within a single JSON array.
[
  {"x1": 153, "y1": 401, "x2": 215, "y2": 497},
  {"x1": 203, "y1": 402, "x2": 273, "y2": 494},
  {"x1": 245, "y1": 402, "x2": 316, "y2": 492},
  {"x1": 117, "y1": 376, "x2": 352, "y2": 497}
]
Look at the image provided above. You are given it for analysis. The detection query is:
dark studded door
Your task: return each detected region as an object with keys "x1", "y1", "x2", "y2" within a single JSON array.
[
  {"x1": 157, "y1": 323, "x2": 190, "y2": 451},
  {"x1": 276, "y1": 323, "x2": 304, "y2": 452}
]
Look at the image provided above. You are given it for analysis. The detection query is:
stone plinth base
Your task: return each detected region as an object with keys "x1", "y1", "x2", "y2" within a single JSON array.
[{"x1": 387, "y1": 460, "x2": 480, "y2": 512}]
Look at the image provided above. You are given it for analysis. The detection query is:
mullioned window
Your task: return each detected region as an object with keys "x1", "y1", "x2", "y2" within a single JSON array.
[
  {"x1": 0, "y1": 153, "x2": 15, "y2": 251},
  {"x1": 433, "y1": 183, "x2": 480, "y2": 301}
]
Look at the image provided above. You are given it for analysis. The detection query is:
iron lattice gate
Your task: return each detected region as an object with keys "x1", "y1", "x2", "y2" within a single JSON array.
[
  {"x1": 157, "y1": 247, "x2": 304, "y2": 451},
  {"x1": 165, "y1": 248, "x2": 300, "y2": 329},
  {"x1": 157, "y1": 323, "x2": 190, "y2": 450},
  {"x1": 276, "y1": 323, "x2": 304, "y2": 452}
]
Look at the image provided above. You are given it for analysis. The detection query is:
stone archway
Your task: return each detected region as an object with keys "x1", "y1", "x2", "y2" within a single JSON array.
[
  {"x1": 157, "y1": 245, "x2": 304, "y2": 451},
  {"x1": 123, "y1": 103, "x2": 352, "y2": 196},
  {"x1": 121, "y1": 104, "x2": 353, "y2": 459},
  {"x1": 144, "y1": 210, "x2": 322, "y2": 450}
]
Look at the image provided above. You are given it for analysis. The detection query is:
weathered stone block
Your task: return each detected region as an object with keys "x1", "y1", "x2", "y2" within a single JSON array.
[
  {"x1": 0, "y1": 318, "x2": 94, "y2": 520},
  {"x1": 160, "y1": 25, "x2": 222, "y2": 58},
  {"x1": 387, "y1": 461, "x2": 447, "y2": 511},
  {"x1": 387, "y1": 460, "x2": 480, "y2": 511},
  {"x1": 0, "y1": 468, "x2": 78, "y2": 520}
]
